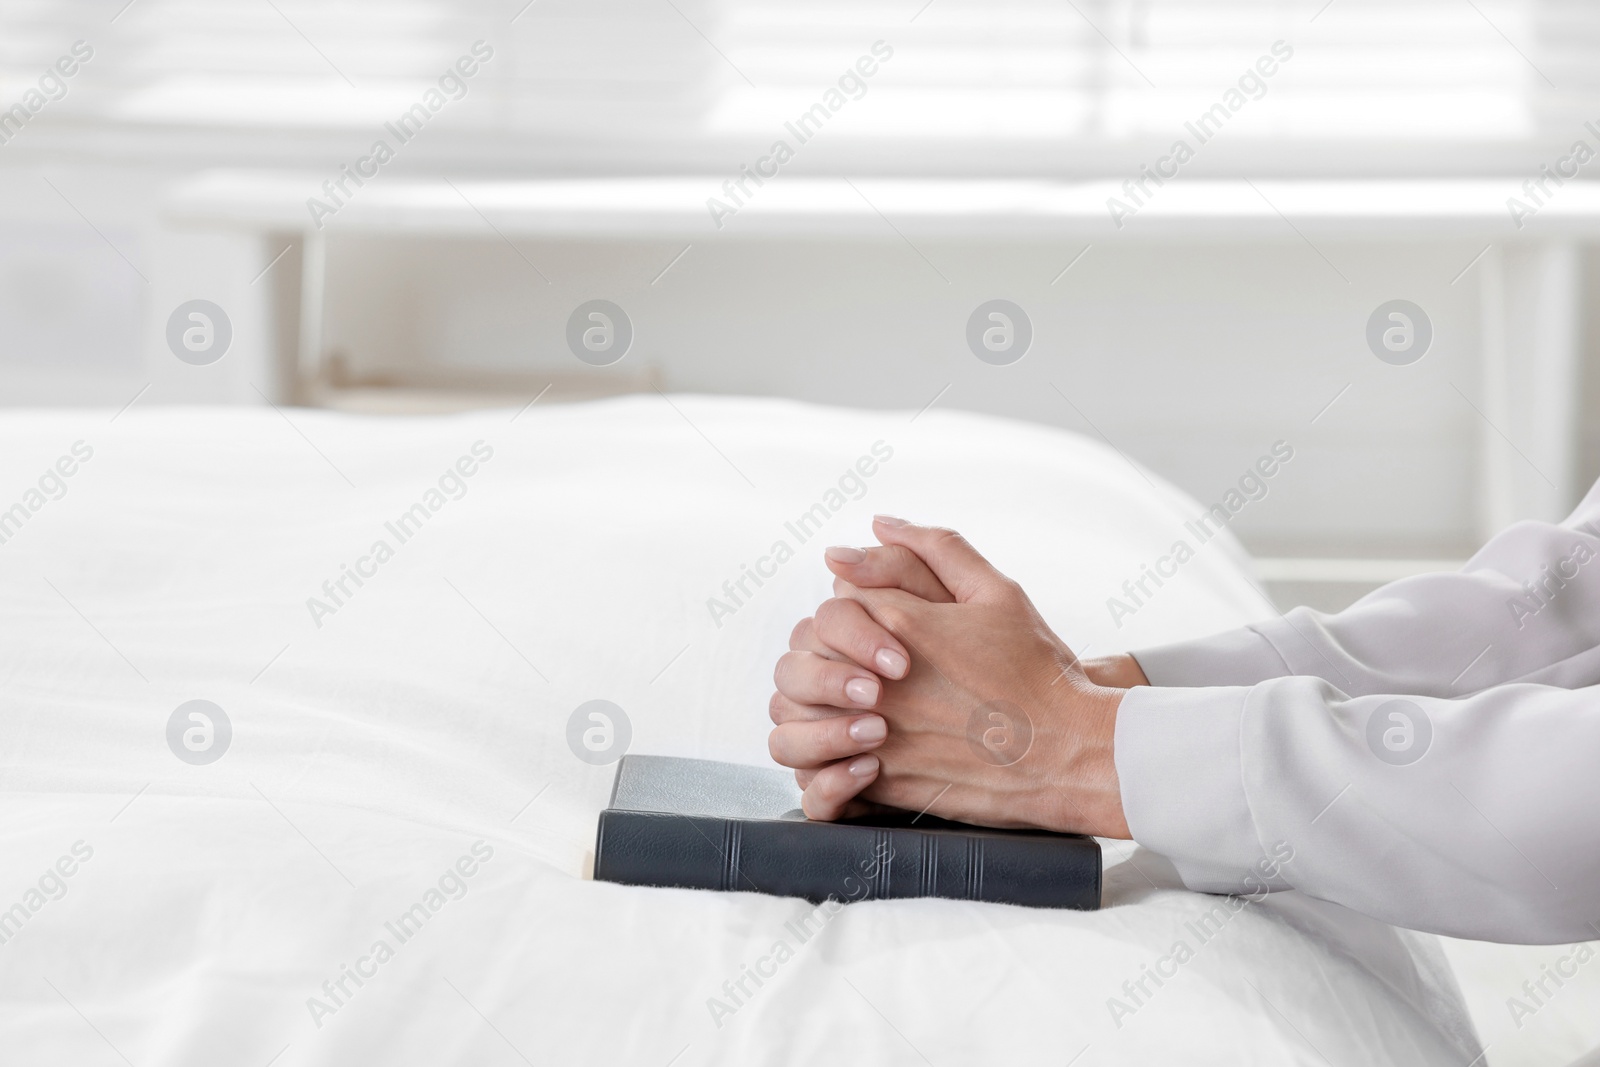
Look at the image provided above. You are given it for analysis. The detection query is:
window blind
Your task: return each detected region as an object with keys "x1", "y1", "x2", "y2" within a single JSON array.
[{"x1": 0, "y1": 0, "x2": 1593, "y2": 175}]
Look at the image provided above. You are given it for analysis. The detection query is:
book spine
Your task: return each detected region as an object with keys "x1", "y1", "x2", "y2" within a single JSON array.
[{"x1": 595, "y1": 811, "x2": 1100, "y2": 910}]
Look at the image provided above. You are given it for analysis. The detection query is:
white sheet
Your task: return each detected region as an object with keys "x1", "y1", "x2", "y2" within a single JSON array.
[{"x1": 0, "y1": 396, "x2": 1481, "y2": 1065}]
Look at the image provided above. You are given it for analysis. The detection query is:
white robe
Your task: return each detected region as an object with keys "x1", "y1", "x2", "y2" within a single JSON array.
[{"x1": 1119, "y1": 478, "x2": 1600, "y2": 944}]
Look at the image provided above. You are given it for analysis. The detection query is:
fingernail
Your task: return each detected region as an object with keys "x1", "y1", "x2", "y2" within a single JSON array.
[
  {"x1": 825, "y1": 545, "x2": 867, "y2": 564},
  {"x1": 844, "y1": 677, "x2": 880, "y2": 707},
  {"x1": 873, "y1": 514, "x2": 908, "y2": 527},
  {"x1": 848, "y1": 715, "x2": 886, "y2": 743},
  {"x1": 875, "y1": 648, "x2": 907, "y2": 678},
  {"x1": 848, "y1": 754, "x2": 880, "y2": 777}
]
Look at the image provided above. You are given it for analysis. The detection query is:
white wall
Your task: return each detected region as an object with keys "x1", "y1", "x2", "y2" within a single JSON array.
[{"x1": 322, "y1": 233, "x2": 1511, "y2": 556}]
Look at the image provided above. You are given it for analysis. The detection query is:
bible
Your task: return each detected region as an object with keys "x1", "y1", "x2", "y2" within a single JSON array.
[{"x1": 593, "y1": 755, "x2": 1100, "y2": 910}]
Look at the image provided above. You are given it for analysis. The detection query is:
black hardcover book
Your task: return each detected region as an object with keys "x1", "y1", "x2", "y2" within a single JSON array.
[{"x1": 593, "y1": 755, "x2": 1101, "y2": 910}]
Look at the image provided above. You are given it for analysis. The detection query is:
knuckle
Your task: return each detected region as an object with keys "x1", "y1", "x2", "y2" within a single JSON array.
[
  {"x1": 876, "y1": 601, "x2": 914, "y2": 635},
  {"x1": 886, "y1": 545, "x2": 921, "y2": 570},
  {"x1": 768, "y1": 691, "x2": 787, "y2": 724},
  {"x1": 806, "y1": 779, "x2": 844, "y2": 820},
  {"x1": 789, "y1": 616, "x2": 814, "y2": 650},
  {"x1": 813, "y1": 597, "x2": 847, "y2": 629},
  {"x1": 814, "y1": 599, "x2": 869, "y2": 655},
  {"x1": 825, "y1": 715, "x2": 852, "y2": 749},
  {"x1": 801, "y1": 791, "x2": 825, "y2": 820},
  {"x1": 772, "y1": 650, "x2": 803, "y2": 690},
  {"x1": 780, "y1": 724, "x2": 831, "y2": 769}
]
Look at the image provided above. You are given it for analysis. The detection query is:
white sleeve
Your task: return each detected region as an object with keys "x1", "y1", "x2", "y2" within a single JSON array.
[
  {"x1": 1114, "y1": 678, "x2": 1600, "y2": 943},
  {"x1": 1131, "y1": 479, "x2": 1600, "y2": 697}
]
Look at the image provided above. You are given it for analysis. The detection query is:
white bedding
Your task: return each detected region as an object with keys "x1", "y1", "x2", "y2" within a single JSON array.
[{"x1": 0, "y1": 395, "x2": 1482, "y2": 1065}]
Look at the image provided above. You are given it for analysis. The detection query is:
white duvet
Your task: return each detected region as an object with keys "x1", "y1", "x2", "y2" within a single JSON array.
[{"x1": 0, "y1": 395, "x2": 1481, "y2": 1065}]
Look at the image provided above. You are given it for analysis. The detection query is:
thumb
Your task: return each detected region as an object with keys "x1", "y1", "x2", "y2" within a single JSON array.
[
  {"x1": 869, "y1": 517, "x2": 1009, "y2": 603},
  {"x1": 824, "y1": 543, "x2": 954, "y2": 604}
]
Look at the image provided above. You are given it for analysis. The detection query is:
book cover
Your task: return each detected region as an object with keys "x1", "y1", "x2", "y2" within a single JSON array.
[{"x1": 593, "y1": 754, "x2": 1101, "y2": 910}]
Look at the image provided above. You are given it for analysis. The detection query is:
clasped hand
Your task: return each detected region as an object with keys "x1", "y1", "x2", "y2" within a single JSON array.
[{"x1": 767, "y1": 516, "x2": 1138, "y2": 838}]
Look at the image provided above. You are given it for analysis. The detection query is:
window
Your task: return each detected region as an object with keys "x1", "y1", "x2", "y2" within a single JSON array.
[{"x1": 1, "y1": 0, "x2": 1592, "y2": 175}]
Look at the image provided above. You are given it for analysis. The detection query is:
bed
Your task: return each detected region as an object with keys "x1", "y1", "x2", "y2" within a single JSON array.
[{"x1": 0, "y1": 395, "x2": 1486, "y2": 1064}]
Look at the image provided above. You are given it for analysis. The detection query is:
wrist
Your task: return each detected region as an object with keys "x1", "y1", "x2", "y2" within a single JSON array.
[
  {"x1": 1082, "y1": 653, "x2": 1150, "y2": 689},
  {"x1": 1033, "y1": 682, "x2": 1130, "y2": 839}
]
